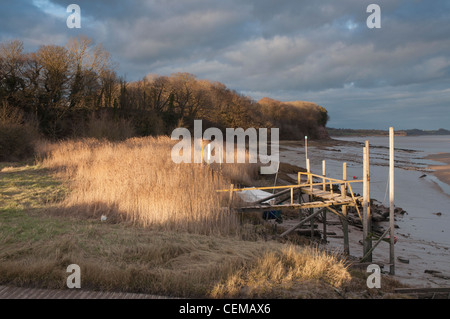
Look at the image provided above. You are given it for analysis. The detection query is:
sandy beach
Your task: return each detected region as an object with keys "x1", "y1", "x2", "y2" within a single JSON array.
[{"x1": 426, "y1": 153, "x2": 450, "y2": 186}]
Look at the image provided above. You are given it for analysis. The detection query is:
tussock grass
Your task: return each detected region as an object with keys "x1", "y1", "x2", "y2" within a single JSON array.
[
  {"x1": 210, "y1": 245, "x2": 351, "y2": 298},
  {"x1": 0, "y1": 210, "x2": 351, "y2": 298}
]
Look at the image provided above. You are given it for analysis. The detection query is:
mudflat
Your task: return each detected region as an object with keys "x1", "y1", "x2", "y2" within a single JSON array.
[{"x1": 426, "y1": 153, "x2": 450, "y2": 186}]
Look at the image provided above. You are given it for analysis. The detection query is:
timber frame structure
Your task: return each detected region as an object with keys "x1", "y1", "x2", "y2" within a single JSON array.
[{"x1": 217, "y1": 129, "x2": 397, "y2": 275}]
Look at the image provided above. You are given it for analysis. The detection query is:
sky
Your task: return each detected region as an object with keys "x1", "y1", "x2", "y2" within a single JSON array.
[{"x1": 1, "y1": 0, "x2": 449, "y2": 130}]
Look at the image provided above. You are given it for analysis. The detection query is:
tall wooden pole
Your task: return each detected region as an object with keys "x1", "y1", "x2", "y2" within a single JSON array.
[
  {"x1": 306, "y1": 158, "x2": 314, "y2": 239},
  {"x1": 342, "y1": 162, "x2": 349, "y2": 255},
  {"x1": 272, "y1": 161, "x2": 280, "y2": 194},
  {"x1": 389, "y1": 127, "x2": 395, "y2": 275},
  {"x1": 322, "y1": 160, "x2": 327, "y2": 243},
  {"x1": 322, "y1": 160, "x2": 326, "y2": 191},
  {"x1": 362, "y1": 146, "x2": 370, "y2": 260},
  {"x1": 305, "y1": 136, "x2": 308, "y2": 169},
  {"x1": 365, "y1": 140, "x2": 372, "y2": 261},
  {"x1": 307, "y1": 159, "x2": 312, "y2": 192}
]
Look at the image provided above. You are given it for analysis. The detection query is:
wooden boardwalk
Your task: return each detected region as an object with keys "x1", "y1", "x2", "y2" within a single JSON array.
[
  {"x1": 219, "y1": 155, "x2": 388, "y2": 265},
  {"x1": 218, "y1": 132, "x2": 398, "y2": 275},
  {"x1": 239, "y1": 186, "x2": 363, "y2": 211},
  {"x1": 0, "y1": 285, "x2": 172, "y2": 299}
]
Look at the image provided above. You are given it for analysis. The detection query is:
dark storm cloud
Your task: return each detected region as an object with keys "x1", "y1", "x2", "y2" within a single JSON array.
[
  {"x1": 1, "y1": 0, "x2": 449, "y2": 129},
  {"x1": 0, "y1": 0, "x2": 67, "y2": 47}
]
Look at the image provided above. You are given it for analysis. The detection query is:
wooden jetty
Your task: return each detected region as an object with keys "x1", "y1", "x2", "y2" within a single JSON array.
[
  {"x1": 219, "y1": 168, "x2": 364, "y2": 255},
  {"x1": 216, "y1": 128, "x2": 397, "y2": 274}
]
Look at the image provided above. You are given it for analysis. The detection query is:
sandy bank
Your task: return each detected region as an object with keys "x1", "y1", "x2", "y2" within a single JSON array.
[{"x1": 426, "y1": 153, "x2": 450, "y2": 186}]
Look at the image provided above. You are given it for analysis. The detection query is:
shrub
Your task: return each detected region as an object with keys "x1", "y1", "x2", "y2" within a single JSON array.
[
  {"x1": 86, "y1": 111, "x2": 135, "y2": 141},
  {"x1": 0, "y1": 102, "x2": 39, "y2": 161}
]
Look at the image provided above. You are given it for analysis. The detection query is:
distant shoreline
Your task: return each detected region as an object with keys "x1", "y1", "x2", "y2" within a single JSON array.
[{"x1": 327, "y1": 128, "x2": 450, "y2": 137}]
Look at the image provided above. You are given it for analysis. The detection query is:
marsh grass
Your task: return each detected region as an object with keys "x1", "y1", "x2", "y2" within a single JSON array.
[
  {"x1": 37, "y1": 136, "x2": 261, "y2": 235},
  {"x1": 209, "y1": 245, "x2": 351, "y2": 298},
  {"x1": 0, "y1": 164, "x2": 352, "y2": 298},
  {"x1": 0, "y1": 139, "x2": 408, "y2": 298}
]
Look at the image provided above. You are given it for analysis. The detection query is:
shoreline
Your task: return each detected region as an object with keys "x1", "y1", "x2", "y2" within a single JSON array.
[
  {"x1": 277, "y1": 140, "x2": 450, "y2": 288},
  {"x1": 425, "y1": 152, "x2": 450, "y2": 187}
]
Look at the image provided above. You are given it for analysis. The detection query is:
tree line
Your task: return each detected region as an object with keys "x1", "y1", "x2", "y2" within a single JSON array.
[{"x1": 0, "y1": 36, "x2": 329, "y2": 145}]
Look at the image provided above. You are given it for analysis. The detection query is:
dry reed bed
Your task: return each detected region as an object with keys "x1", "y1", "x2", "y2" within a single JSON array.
[{"x1": 38, "y1": 136, "x2": 258, "y2": 235}]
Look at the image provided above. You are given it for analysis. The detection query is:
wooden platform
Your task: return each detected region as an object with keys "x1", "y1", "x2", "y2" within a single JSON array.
[{"x1": 238, "y1": 186, "x2": 363, "y2": 211}]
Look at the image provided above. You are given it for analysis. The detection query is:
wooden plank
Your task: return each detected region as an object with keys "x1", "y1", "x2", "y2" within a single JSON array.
[
  {"x1": 326, "y1": 206, "x2": 346, "y2": 220},
  {"x1": 274, "y1": 193, "x2": 293, "y2": 205},
  {"x1": 280, "y1": 208, "x2": 327, "y2": 237},
  {"x1": 217, "y1": 179, "x2": 364, "y2": 193},
  {"x1": 250, "y1": 188, "x2": 291, "y2": 205},
  {"x1": 394, "y1": 288, "x2": 450, "y2": 294},
  {"x1": 239, "y1": 199, "x2": 356, "y2": 211},
  {"x1": 300, "y1": 171, "x2": 363, "y2": 184},
  {"x1": 349, "y1": 262, "x2": 385, "y2": 270},
  {"x1": 360, "y1": 226, "x2": 391, "y2": 263}
]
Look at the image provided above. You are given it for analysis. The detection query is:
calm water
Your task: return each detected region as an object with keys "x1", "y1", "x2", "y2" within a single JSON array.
[{"x1": 279, "y1": 135, "x2": 450, "y2": 246}]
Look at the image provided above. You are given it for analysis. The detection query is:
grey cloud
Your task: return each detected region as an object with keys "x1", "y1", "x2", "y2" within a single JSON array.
[{"x1": 1, "y1": 0, "x2": 449, "y2": 129}]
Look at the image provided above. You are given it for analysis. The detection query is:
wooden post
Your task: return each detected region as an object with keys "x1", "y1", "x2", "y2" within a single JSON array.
[
  {"x1": 389, "y1": 127, "x2": 395, "y2": 275},
  {"x1": 307, "y1": 159, "x2": 312, "y2": 192},
  {"x1": 273, "y1": 161, "x2": 280, "y2": 194},
  {"x1": 298, "y1": 188, "x2": 303, "y2": 221},
  {"x1": 228, "y1": 184, "x2": 234, "y2": 211},
  {"x1": 306, "y1": 160, "x2": 314, "y2": 239},
  {"x1": 366, "y1": 141, "x2": 372, "y2": 258},
  {"x1": 362, "y1": 144, "x2": 372, "y2": 262},
  {"x1": 322, "y1": 160, "x2": 327, "y2": 242},
  {"x1": 360, "y1": 226, "x2": 391, "y2": 263},
  {"x1": 305, "y1": 158, "x2": 314, "y2": 239},
  {"x1": 310, "y1": 207, "x2": 315, "y2": 239},
  {"x1": 290, "y1": 187, "x2": 294, "y2": 205},
  {"x1": 363, "y1": 146, "x2": 368, "y2": 258},
  {"x1": 305, "y1": 136, "x2": 308, "y2": 168},
  {"x1": 322, "y1": 160, "x2": 326, "y2": 191},
  {"x1": 342, "y1": 162, "x2": 349, "y2": 255}
]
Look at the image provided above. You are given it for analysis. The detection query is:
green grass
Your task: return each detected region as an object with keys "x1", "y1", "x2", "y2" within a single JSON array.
[{"x1": 0, "y1": 163, "x2": 66, "y2": 211}]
